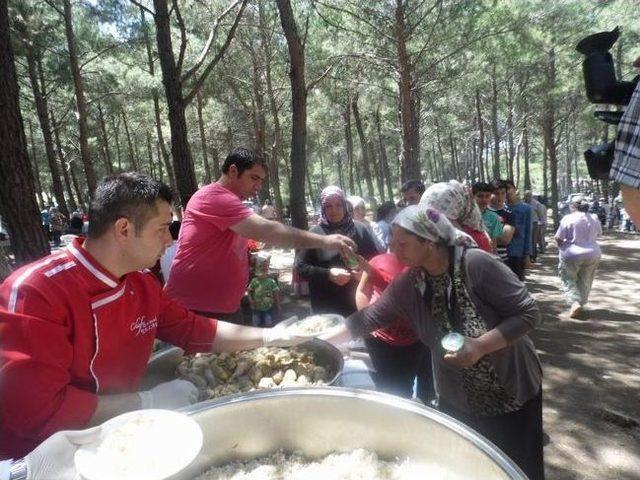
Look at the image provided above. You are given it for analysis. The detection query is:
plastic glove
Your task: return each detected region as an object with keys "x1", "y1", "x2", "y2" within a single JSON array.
[
  {"x1": 24, "y1": 426, "x2": 102, "y2": 480},
  {"x1": 138, "y1": 379, "x2": 198, "y2": 409},
  {"x1": 262, "y1": 322, "x2": 308, "y2": 348}
]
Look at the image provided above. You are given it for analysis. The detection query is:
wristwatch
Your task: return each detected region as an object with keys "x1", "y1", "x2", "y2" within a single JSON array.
[{"x1": 8, "y1": 459, "x2": 27, "y2": 480}]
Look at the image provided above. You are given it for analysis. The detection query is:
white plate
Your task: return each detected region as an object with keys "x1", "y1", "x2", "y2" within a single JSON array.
[
  {"x1": 283, "y1": 314, "x2": 345, "y2": 337},
  {"x1": 75, "y1": 409, "x2": 202, "y2": 480}
]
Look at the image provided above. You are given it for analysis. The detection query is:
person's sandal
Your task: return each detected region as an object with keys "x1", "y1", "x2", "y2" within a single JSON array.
[{"x1": 569, "y1": 302, "x2": 583, "y2": 318}]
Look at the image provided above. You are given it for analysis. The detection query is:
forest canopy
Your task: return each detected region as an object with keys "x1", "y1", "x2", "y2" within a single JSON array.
[{"x1": 4, "y1": 0, "x2": 640, "y2": 239}]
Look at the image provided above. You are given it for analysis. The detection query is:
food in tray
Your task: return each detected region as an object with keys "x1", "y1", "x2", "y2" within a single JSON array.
[
  {"x1": 288, "y1": 314, "x2": 343, "y2": 336},
  {"x1": 195, "y1": 448, "x2": 452, "y2": 479},
  {"x1": 74, "y1": 410, "x2": 202, "y2": 480},
  {"x1": 175, "y1": 346, "x2": 333, "y2": 401}
]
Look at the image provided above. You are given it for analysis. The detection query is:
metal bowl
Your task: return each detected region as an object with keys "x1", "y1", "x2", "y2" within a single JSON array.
[
  {"x1": 173, "y1": 388, "x2": 526, "y2": 479},
  {"x1": 139, "y1": 338, "x2": 344, "y2": 393}
]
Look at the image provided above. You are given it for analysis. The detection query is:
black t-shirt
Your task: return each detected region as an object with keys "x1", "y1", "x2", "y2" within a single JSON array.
[{"x1": 295, "y1": 221, "x2": 379, "y2": 317}]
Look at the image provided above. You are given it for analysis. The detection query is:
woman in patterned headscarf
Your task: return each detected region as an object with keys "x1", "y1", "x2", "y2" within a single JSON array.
[
  {"x1": 295, "y1": 186, "x2": 379, "y2": 317},
  {"x1": 420, "y1": 180, "x2": 492, "y2": 252},
  {"x1": 321, "y1": 204, "x2": 544, "y2": 480}
]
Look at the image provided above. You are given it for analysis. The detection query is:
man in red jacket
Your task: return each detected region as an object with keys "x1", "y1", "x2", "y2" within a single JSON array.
[{"x1": 0, "y1": 173, "x2": 296, "y2": 459}]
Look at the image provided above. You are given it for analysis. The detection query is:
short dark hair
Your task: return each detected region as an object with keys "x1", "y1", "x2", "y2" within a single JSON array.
[
  {"x1": 221, "y1": 148, "x2": 264, "y2": 176},
  {"x1": 376, "y1": 201, "x2": 397, "y2": 222},
  {"x1": 169, "y1": 220, "x2": 181, "y2": 240},
  {"x1": 472, "y1": 182, "x2": 494, "y2": 195},
  {"x1": 502, "y1": 178, "x2": 516, "y2": 190},
  {"x1": 490, "y1": 179, "x2": 508, "y2": 192},
  {"x1": 88, "y1": 172, "x2": 173, "y2": 238},
  {"x1": 401, "y1": 179, "x2": 425, "y2": 195}
]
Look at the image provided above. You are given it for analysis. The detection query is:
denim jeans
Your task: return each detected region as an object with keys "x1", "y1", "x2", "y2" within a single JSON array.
[{"x1": 252, "y1": 308, "x2": 275, "y2": 328}]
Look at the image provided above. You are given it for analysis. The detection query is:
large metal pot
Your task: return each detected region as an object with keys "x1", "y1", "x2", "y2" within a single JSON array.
[
  {"x1": 139, "y1": 339, "x2": 344, "y2": 392},
  {"x1": 173, "y1": 388, "x2": 527, "y2": 479}
]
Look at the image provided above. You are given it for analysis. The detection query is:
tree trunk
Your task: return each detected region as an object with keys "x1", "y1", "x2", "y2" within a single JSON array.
[
  {"x1": 542, "y1": 136, "x2": 548, "y2": 199},
  {"x1": 372, "y1": 141, "x2": 385, "y2": 202},
  {"x1": 491, "y1": 66, "x2": 501, "y2": 179},
  {"x1": 121, "y1": 109, "x2": 138, "y2": 170},
  {"x1": 27, "y1": 51, "x2": 69, "y2": 216},
  {"x1": 27, "y1": 120, "x2": 44, "y2": 209},
  {"x1": 394, "y1": 1, "x2": 420, "y2": 182},
  {"x1": 153, "y1": 0, "x2": 197, "y2": 207},
  {"x1": 155, "y1": 140, "x2": 164, "y2": 180},
  {"x1": 70, "y1": 161, "x2": 85, "y2": 208},
  {"x1": 97, "y1": 103, "x2": 113, "y2": 174},
  {"x1": 249, "y1": 44, "x2": 269, "y2": 204},
  {"x1": 196, "y1": 91, "x2": 212, "y2": 184},
  {"x1": 514, "y1": 130, "x2": 523, "y2": 188},
  {"x1": 140, "y1": 6, "x2": 176, "y2": 191},
  {"x1": 449, "y1": 132, "x2": 460, "y2": 180},
  {"x1": 543, "y1": 48, "x2": 559, "y2": 228},
  {"x1": 506, "y1": 79, "x2": 515, "y2": 180},
  {"x1": 259, "y1": 2, "x2": 284, "y2": 214},
  {"x1": 50, "y1": 111, "x2": 78, "y2": 211},
  {"x1": 375, "y1": 108, "x2": 394, "y2": 200},
  {"x1": 475, "y1": 89, "x2": 485, "y2": 182},
  {"x1": 435, "y1": 125, "x2": 446, "y2": 178},
  {"x1": 145, "y1": 130, "x2": 155, "y2": 177},
  {"x1": 351, "y1": 96, "x2": 375, "y2": 199},
  {"x1": 565, "y1": 119, "x2": 573, "y2": 196},
  {"x1": 343, "y1": 101, "x2": 355, "y2": 194},
  {"x1": 62, "y1": 0, "x2": 97, "y2": 196},
  {"x1": 276, "y1": 0, "x2": 308, "y2": 228},
  {"x1": 112, "y1": 116, "x2": 122, "y2": 171},
  {"x1": 0, "y1": 0, "x2": 49, "y2": 263}
]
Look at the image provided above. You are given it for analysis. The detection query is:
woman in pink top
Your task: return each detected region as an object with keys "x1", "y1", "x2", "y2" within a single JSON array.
[
  {"x1": 355, "y1": 251, "x2": 427, "y2": 399},
  {"x1": 555, "y1": 198, "x2": 602, "y2": 318}
]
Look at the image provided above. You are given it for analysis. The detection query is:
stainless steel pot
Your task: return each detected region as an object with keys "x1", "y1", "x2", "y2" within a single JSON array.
[
  {"x1": 174, "y1": 388, "x2": 527, "y2": 479},
  {"x1": 140, "y1": 339, "x2": 344, "y2": 392}
]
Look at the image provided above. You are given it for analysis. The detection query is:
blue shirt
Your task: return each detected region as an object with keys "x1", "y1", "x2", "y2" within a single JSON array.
[{"x1": 507, "y1": 202, "x2": 532, "y2": 257}]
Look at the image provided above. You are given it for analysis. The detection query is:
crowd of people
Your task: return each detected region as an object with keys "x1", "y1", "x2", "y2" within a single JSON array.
[{"x1": 0, "y1": 146, "x2": 615, "y2": 480}]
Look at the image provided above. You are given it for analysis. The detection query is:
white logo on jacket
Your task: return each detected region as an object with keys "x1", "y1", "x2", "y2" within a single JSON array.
[{"x1": 130, "y1": 315, "x2": 158, "y2": 336}]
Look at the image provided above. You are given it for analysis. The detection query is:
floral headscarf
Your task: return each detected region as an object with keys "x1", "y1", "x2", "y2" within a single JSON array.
[
  {"x1": 420, "y1": 180, "x2": 484, "y2": 231},
  {"x1": 392, "y1": 205, "x2": 477, "y2": 248},
  {"x1": 319, "y1": 186, "x2": 356, "y2": 237}
]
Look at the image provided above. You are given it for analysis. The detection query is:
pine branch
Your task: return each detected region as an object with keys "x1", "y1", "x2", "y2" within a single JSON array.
[
  {"x1": 130, "y1": 0, "x2": 155, "y2": 16},
  {"x1": 181, "y1": 0, "x2": 242, "y2": 84},
  {"x1": 172, "y1": 0, "x2": 187, "y2": 75},
  {"x1": 184, "y1": 0, "x2": 248, "y2": 105}
]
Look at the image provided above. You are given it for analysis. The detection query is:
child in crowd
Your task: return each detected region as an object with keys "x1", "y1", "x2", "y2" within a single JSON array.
[{"x1": 247, "y1": 254, "x2": 281, "y2": 327}]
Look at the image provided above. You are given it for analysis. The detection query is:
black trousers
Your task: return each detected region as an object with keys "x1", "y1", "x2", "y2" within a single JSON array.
[
  {"x1": 506, "y1": 256, "x2": 526, "y2": 281},
  {"x1": 439, "y1": 390, "x2": 544, "y2": 480},
  {"x1": 364, "y1": 336, "x2": 434, "y2": 401},
  {"x1": 364, "y1": 337, "x2": 422, "y2": 398},
  {"x1": 415, "y1": 344, "x2": 435, "y2": 402}
]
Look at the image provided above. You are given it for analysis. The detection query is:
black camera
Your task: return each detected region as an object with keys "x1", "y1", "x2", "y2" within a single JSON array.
[{"x1": 576, "y1": 27, "x2": 639, "y2": 180}]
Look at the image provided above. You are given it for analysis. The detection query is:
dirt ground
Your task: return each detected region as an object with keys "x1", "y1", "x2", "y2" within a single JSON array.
[
  {"x1": 527, "y1": 232, "x2": 640, "y2": 480},
  {"x1": 275, "y1": 231, "x2": 640, "y2": 479}
]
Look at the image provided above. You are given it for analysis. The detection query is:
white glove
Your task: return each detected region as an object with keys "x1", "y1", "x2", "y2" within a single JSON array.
[
  {"x1": 262, "y1": 322, "x2": 307, "y2": 348},
  {"x1": 24, "y1": 427, "x2": 102, "y2": 480},
  {"x1": 138, "y1": 379, "x2": 198, "y2": 409}
]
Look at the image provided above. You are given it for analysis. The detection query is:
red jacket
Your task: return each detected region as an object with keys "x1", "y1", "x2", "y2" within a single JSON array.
[{"x1": 0, "y1": 238, "x2": 217, "y2": 458}]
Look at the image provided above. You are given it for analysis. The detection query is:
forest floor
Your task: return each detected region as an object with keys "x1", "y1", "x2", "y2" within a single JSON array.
[
  {"x1": 274, "y1": 231, "x2": 640, "y2": 480},
  {"x1": 528, "y1": 232, "x2": 640, "y2": 480}
]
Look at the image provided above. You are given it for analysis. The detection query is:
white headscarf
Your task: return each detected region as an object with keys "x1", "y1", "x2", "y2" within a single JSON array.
[
  {"x1": 392, "y1": 205, "x2": 476, "y2": 247},
  {"x1": 420, "y1": 180, "x2": 484, "y2": 231}
]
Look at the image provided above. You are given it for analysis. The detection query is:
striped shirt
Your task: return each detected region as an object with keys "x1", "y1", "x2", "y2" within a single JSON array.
[{"x1": 611, "y1": 81, "x2": 640, "y2": 188}]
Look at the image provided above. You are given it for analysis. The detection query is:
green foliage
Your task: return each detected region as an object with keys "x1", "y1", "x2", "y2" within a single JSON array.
[{"x1": 9, "y1": 0, "x2": 640, "y2": 208}]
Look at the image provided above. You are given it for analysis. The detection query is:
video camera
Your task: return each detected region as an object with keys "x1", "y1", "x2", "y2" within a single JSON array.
[{"x1": 576, "y1": 27, "x2": 639, "y2": 180}]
